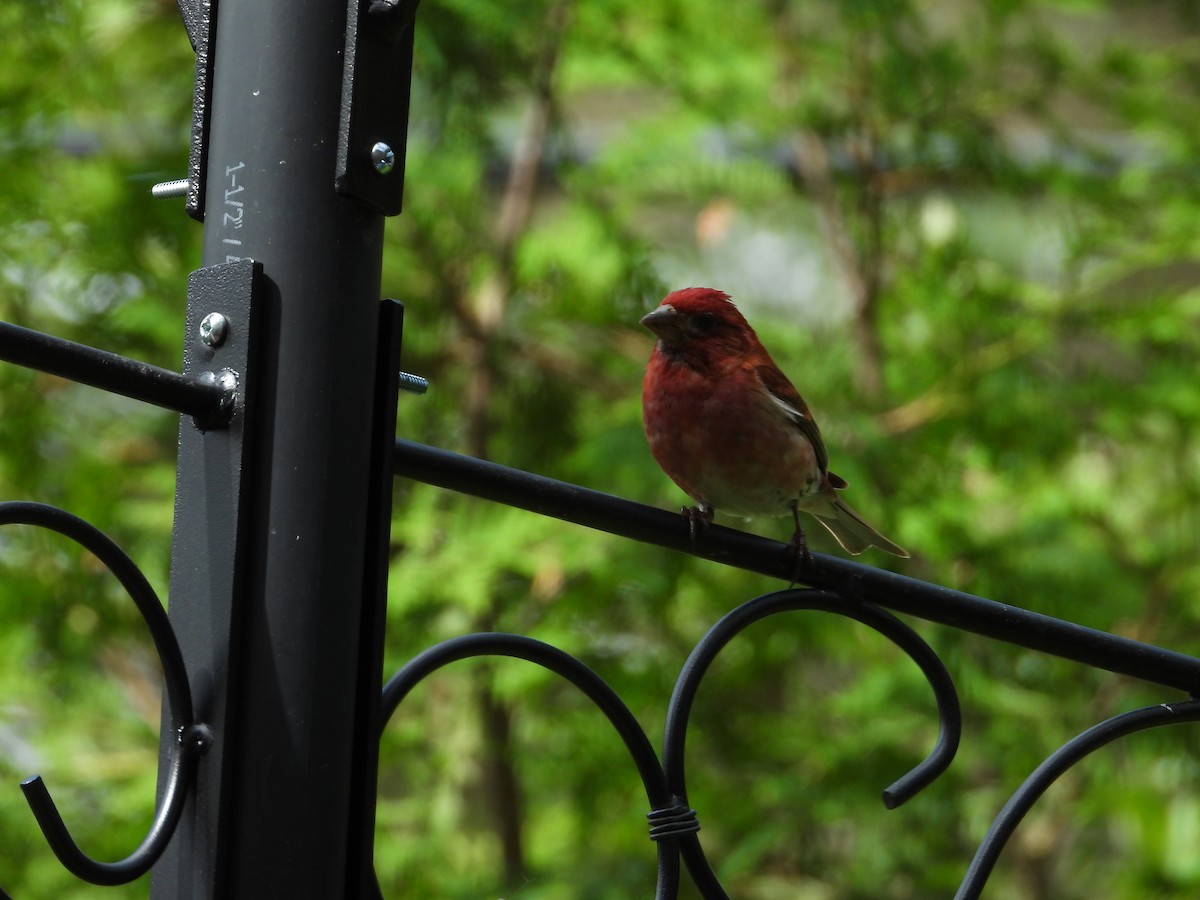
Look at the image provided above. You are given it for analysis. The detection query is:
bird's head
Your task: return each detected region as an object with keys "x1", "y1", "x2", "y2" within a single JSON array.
[{"x1": 641, "y1": 288, "x2": 758, "y2": 360}]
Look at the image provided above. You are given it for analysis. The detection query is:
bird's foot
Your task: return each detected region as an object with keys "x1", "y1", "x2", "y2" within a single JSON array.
[
  {"x1": 786, "y1": 525, "x2": 814, "y2": 588},
  {"x1": 681, "y1": 505, "x2": 714, "y2": 552}
]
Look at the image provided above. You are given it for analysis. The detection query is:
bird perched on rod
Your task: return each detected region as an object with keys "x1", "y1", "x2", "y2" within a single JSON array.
[{"x1": 640, "y1": 287, "x2": 908, "y2": 566}]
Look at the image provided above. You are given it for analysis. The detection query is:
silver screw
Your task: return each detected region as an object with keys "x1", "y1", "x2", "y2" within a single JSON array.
[
  {"x1": 152, "y1": 178, "x2": 189, "y2": 199},
  {"x1": 397, "y1": 371, "x2": 429, "y2": 395},
  {"x1": 199, "y1": 312, "x2": 229, "y2": 348},
  {"x1": 370, "y1": 141, "x2": 396, "y2": 175}
]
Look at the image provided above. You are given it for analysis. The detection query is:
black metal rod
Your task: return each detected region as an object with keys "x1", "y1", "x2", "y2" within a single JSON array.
[
  {"x1": 394, "y1": 439, "x2": 1200, "y2": 695},
  {"x1": 0, "y1": 501, "x2": 200, "y2": 885},
  {"x1": 381, "y1": 633, "x2": 672, "y2": 810},
  {"x1": 954, "y1": 699, "x2": 1200, "y2": 899},
  {"x1": 0, "y1": 320, "x2": 229, "y2": 421},
  {"x1": 379, "y1": 633, "x2": 683, "y2": 900}
]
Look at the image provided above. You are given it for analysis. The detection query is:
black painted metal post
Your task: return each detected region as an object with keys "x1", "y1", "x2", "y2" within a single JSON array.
[{"x1": 152, "y1": 0, "x2": 409, "y2": 895}]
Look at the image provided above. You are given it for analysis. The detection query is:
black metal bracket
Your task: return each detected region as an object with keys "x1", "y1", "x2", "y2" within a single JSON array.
[
  {"x1": 176, "y1": 0, "x2": 218, "y2": 221},
  {"x1": 170, "y1": 0, "x2": 420, "y2": 219},
  {"x1": 335, "y1": 0, "x2": 420, "y2": 215},
  {"x1": 175, "y1": 0, "x2": 205, "y2": 47},
  {"x1": 345, "y1": 299, "x2": 408, "y2": 897},
  {"x1": 151, "y1": 259, "x2": 262, "y2": 895}
]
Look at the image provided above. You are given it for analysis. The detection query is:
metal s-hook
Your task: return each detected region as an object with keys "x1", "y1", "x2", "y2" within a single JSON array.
[
  {"x1": 378, "y1": 632, "x2": 683, "y2": 900},
  {"x1": 660, "y1": 588, "x2": 961, "y2": 895},
  {"x1": 954, "y1": 698, "x2": 1200, "y2": 900},
  {"x1": 19, "y1": 722, "x2": 210, "y2": 886},
  {"x1": 0, "y1": 501, "x2": 205, "y2": 885},
  {"x1": 662, "y1": 588, "x2": 960, "y2": 807}
]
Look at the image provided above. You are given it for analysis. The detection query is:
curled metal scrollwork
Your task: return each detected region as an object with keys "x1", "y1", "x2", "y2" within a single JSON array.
[
  {"x1": 662, "y1": 589, "x2": 961, "y2": 897},
  {"x1": 376, "y1": 588, "x2": 960, "y2": 898},
  {"x1": 378, "y1": 632, "x2": 686, "y2": 898},
  {"x1": 389, "y1": 439, "x2": 1200, "y2": 897},
  {"x1": 0, "y1": 501, "x2": 205, "y2": 886},
  {"x1": 955, "y1": 698, "x2": 1200, "y2": 900}
]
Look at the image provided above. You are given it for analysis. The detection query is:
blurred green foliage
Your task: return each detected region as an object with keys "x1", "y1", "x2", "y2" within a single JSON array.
[{"x1": 3, "y1": 0, "x2": 1200, "y2": 897}]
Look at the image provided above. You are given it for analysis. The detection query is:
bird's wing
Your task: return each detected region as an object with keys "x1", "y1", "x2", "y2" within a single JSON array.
[{"x1": 754, "y1": 363, "x2": 830, "y2": 474}]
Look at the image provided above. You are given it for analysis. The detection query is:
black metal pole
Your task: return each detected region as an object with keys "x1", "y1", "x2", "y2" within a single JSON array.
[{"x1": 152, "y1": 0, "x2": 394, "y2": 895}]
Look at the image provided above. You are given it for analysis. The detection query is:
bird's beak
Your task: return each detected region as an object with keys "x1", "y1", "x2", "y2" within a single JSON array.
[{"x1": 640, "y1": 304, "x2": 681, "y2": 340}]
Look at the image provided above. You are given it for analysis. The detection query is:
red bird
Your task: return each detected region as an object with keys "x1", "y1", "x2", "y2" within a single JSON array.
[{"x1": 641, "y1": 287, "x2": 908, "y2": 564}]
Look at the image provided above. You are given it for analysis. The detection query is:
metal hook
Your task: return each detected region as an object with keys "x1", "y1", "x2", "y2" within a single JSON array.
[
  {"x1": 659, "y1": 588, "x2": 961, "y2": 895},
  {"x1": 955, "y1": 698, "x2": 1200, "y2": 899},
  {"x1": 0, "y1": 501, "x2": 204, "y2": 885},
  {"x1": 381, "y1": 631, "x2": 669, "y2": 806},
  {"x1": 662, "y1": 588, "x2": 959, "y2": 806},
  {"x1": 379, "y1": 632, "x2": 683, "y2": 900}
]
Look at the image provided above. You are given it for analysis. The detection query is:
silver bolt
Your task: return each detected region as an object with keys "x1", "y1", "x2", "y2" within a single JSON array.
[
  {"x1": 370, "y1": 141, "x2": 396, "y2": 175},
  {"x1": 152, "y1": 178, "x2": 190, "y2": 199},
  {"x1": 199, "y1": 312, "x2": 229, "y2": 348},
  {"x1": 397, "y1": 371, "x2": 428, "y2": 395}
]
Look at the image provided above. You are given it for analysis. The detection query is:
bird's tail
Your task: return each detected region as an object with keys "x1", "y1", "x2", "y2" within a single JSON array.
[{"x1": 812, "y1": 495, "x2": 909, "y2": 558}]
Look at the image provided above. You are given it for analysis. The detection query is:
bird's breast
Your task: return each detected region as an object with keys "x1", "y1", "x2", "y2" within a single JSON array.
[{"x1": 643, "y1": 355, "x2": 821, "y2": 519}]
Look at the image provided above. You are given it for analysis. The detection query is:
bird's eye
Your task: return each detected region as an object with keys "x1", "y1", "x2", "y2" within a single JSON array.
[{"x1": 691, "y1": 313, "x2": 717, "y2": 334}]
